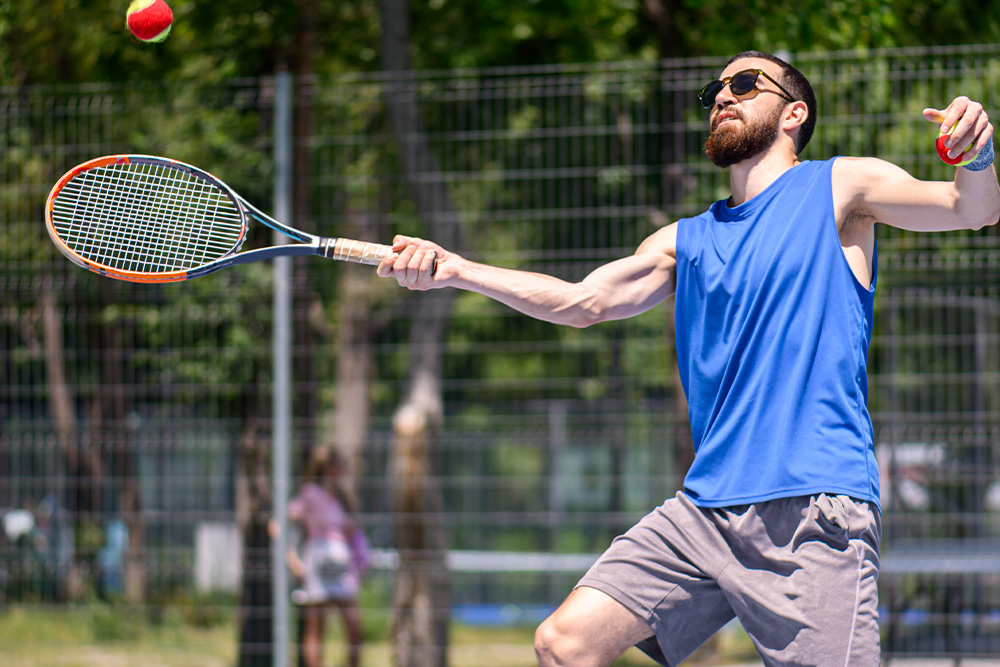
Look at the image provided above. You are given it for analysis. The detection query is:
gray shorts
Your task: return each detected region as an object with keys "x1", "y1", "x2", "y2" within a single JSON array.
[{"x1": 576, "y1": 491, "x2": 881, "y2": 666}]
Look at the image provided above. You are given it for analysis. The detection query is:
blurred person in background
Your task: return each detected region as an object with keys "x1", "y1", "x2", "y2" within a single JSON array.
[{"x1": 277, "y1": 448, "x2": 369, "y2": 667}]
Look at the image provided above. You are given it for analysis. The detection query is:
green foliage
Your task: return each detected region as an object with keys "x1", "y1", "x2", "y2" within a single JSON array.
[
  {"x1": 0, "y1": 0, "x2": 382, "y2": 85},
  {"x1": 1, "y1": 0, "x2": 147, "y2": 85},
  {"x1": 6, "y1": 0, "x2": 999, "y2": 88},
  {"x1": 148, "y1": 589, "x2": 237, "y2": 629},
  {"x1": 411, "y1": 0, "x2": 651, "y2": 68},
  {"x1": 0, "y1": 606, "x2": 93, "y2": 646},
  {"x1": 653, "y1": 0, "x2": 1000, "y2": 58},
  {"x1": 75, "y1": 518, "x2": 105, "y2": 554},
  {"x1": 135, "y1": 272, "x2": 274, "y2": 412},
  {"x1": 89, "y1": 602, "x2": 144, "y2": 641},
  {"x1": 481, "y1": 442, "x2": 548, "y2": 546}
]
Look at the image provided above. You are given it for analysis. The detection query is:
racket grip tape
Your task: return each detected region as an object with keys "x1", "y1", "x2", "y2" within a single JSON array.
[{"x1": 326, "y1": 238, "x2": 393, "y2": 265}]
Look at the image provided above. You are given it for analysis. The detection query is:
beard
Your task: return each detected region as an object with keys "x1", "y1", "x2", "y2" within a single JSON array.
[{"x1": 704, "y1": 103, "x2": 784, "y2": 168}]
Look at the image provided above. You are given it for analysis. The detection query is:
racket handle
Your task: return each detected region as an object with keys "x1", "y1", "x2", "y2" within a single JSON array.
[
  {"x1": 323, "y1": 238, "x2": 439, "y2": 275},
  {"x1": 324, "y1": 238, "x2": 393, "y2": 265}
]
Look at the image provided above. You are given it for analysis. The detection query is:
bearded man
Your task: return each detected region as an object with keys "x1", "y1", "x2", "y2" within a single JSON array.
[{"x1": 378, "y1": 51, "x2": 1000, "y2": 666}]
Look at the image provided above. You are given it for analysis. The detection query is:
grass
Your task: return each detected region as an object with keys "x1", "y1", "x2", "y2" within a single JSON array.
[
  {"x1": 0, "y1": 602, "x2": 760, "y2": 666},
  {"x1": 1, "y1": 604, "x2": 234, "y2": 667}
]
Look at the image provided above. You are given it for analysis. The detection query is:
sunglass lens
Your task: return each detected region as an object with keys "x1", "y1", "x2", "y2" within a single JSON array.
[
  {"x1": 730, "y1": 71, "x2": 759, "y2": 96},
  {"x1": 699, "y1": 81, "x2": 723, "y2": 108}
]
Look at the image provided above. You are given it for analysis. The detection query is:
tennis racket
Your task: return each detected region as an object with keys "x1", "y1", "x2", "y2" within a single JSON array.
[{"x1": 45, "y1": 154, "x2": 404, "y2": 283}]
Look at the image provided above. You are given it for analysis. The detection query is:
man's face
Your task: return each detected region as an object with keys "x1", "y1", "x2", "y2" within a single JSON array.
[{"x1": 703, "y1": 60, "x2": 789, "y2": 168}]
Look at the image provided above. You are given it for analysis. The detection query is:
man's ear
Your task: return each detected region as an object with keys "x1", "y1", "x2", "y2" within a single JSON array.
[{"x1": 783, "y1": 100, "x2": 808, "y2": 132}]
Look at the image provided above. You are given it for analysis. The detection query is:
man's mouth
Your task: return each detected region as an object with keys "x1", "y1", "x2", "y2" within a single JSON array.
[{"x1": 713, "y1": 113, "x2": 740, "y2": 131}]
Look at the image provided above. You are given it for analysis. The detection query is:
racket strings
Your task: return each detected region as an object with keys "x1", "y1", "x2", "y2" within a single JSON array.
[{"x1": 50, "y1": 162, "x2": 246, "y2": 274}]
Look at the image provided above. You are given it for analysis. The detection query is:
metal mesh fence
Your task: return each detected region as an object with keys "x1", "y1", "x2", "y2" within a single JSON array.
[{"x1": 2, "y1": 45, "x2": 1000, "y2": 663}]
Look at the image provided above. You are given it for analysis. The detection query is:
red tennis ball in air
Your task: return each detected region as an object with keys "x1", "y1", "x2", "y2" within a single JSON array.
[
  {"x1": 126, "y1": 0, "x2": 173, "y2": 43},
  {"x1": 935, "y1": 129, "x2": 975, "y2": 167}
]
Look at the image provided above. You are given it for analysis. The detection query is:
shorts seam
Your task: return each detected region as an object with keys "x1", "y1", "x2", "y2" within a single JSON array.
[{"x1": 843, "y1": 540, "x2": 865, "y2": 667}]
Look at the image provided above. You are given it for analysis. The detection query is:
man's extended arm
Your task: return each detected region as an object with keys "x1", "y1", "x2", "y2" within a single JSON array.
[
  {"x1": 834, "y1": 96, "x2": 1000, "y2": 233},
  {"x1": 376, "y1": 223, "x2": 678, "y2": 328}
]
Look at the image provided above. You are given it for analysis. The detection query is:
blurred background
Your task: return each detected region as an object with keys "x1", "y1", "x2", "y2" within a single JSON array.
[{"x1": 2, "y1": 1, "x2": 1000, "y2": 665}]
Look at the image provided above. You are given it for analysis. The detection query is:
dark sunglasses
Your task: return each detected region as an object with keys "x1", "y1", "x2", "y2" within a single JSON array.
[{"x1": 698, "y1": 69, "x2": 796, "y2": 109}]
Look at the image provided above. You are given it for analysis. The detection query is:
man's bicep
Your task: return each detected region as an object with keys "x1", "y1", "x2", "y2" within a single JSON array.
[
  {"x1": 599, "y1": 223, "x2": 678, "y2": 314},
  {"x1": 572, "y1": 225, "x2": 677, "y2": 323},
  {"x1": 631, "y1": 222, "x2": 678, "y2": 300},
  {"x1": 835, "y1": 157, "x2": 967, "y2": 232}
]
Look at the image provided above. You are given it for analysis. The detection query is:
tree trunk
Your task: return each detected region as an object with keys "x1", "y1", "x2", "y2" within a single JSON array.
[
  {"x1": 330, "y1": 274, "x2": 375, "y2": 509},
  {"x1": 389, "y1": 404, "x2": 450, "y2": 667},
  {"x1": 40, "y1": 282, "x2": 97, "y2": 600},
  {"x1": 640, "y1": 0, "x2": 683, "y2": 59},
  {"x1": 94, "y1": 281, "x2": 144, "y2": 605},
  {"x1": 292, "y1": 0, "x2": 321, "y2": 446},
  {"x1": 118, "y1": 442, "x2": 144, "y2": 604},
  {"x1": 236, "y1": 420, "x2": 275, "y2": 667},
  {"x1": 378, "y1": 0, "x2": 462, "y2": 663}
]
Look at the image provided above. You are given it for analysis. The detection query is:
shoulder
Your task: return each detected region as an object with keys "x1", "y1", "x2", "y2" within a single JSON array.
[
  {"x1": 830, "y1": 156, "x2": 912, "y2": 227},
  {"x1": 832, "y1": 156, "x2": 914, "y2": 197},
  {"x1": 636, "y1": 220, "x2": 678, "y2": 256}
]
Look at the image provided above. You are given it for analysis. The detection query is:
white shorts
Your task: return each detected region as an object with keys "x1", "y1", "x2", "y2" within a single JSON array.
[{"x1": 295, "y1": 535, "x2": 359, "y2": 604}]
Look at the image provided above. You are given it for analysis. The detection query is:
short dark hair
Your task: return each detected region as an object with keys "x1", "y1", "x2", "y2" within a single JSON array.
[{"x1": 728, "y1": 50, "x2": 817, "y2": 154}]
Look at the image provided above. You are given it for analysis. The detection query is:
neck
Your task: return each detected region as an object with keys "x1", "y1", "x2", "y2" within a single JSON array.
[{"x1": 727, "y1": 146, "x2": 800, "y2": 206}]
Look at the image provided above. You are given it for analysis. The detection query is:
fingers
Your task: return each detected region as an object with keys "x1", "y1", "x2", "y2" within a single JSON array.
[
  {"x1": 424, "y1": 249, "x2": 439, "y2": 276},
  {"x1": 391, "y1": 234, "x2": 420, "y2": 252},
  {"x1": 376, "y1": 235, "x2": 443, "y2": 289},
  {"x1": 922, "y1": 107, "x2": 945, "y2": 125},
  {"x1": 927, "y1": 97, "x2": 993, "y2": 160}
]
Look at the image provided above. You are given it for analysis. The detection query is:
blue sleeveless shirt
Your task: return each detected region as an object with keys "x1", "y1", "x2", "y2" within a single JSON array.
[{"x1": 674, "y1": 158, "x2": 880, "y2": 510}]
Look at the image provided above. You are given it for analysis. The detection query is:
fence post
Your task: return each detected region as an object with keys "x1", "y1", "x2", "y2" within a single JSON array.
[{"x1": 272, "y1": 69, "x2": 294, "y2": 667}]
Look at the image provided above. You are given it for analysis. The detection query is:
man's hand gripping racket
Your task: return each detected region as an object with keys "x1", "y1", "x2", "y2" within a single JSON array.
[
  {"x1": 376, "y1": 235, "x2": 448, "y2": 290},
  {"x1": 45, "y1": 155, "x2": 432, "y2": 283}
]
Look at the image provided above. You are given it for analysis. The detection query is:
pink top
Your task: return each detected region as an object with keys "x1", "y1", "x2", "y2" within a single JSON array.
[{"x1": 287, "y1": 482, "x2": 352, "y2": 542}]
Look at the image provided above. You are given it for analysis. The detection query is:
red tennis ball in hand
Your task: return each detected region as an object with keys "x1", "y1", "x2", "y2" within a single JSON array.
[
  {"x1": 935, "y1": 129, "x2": 975, "y2": 167},
  {"x1": 127, "y1": 0, "x2": 173, "y2": 43}
]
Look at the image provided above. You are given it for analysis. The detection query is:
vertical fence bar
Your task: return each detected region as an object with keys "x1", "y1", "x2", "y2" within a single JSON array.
[{"x1": 272, "y1": 69, "x2": 293, "y2": 667}]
